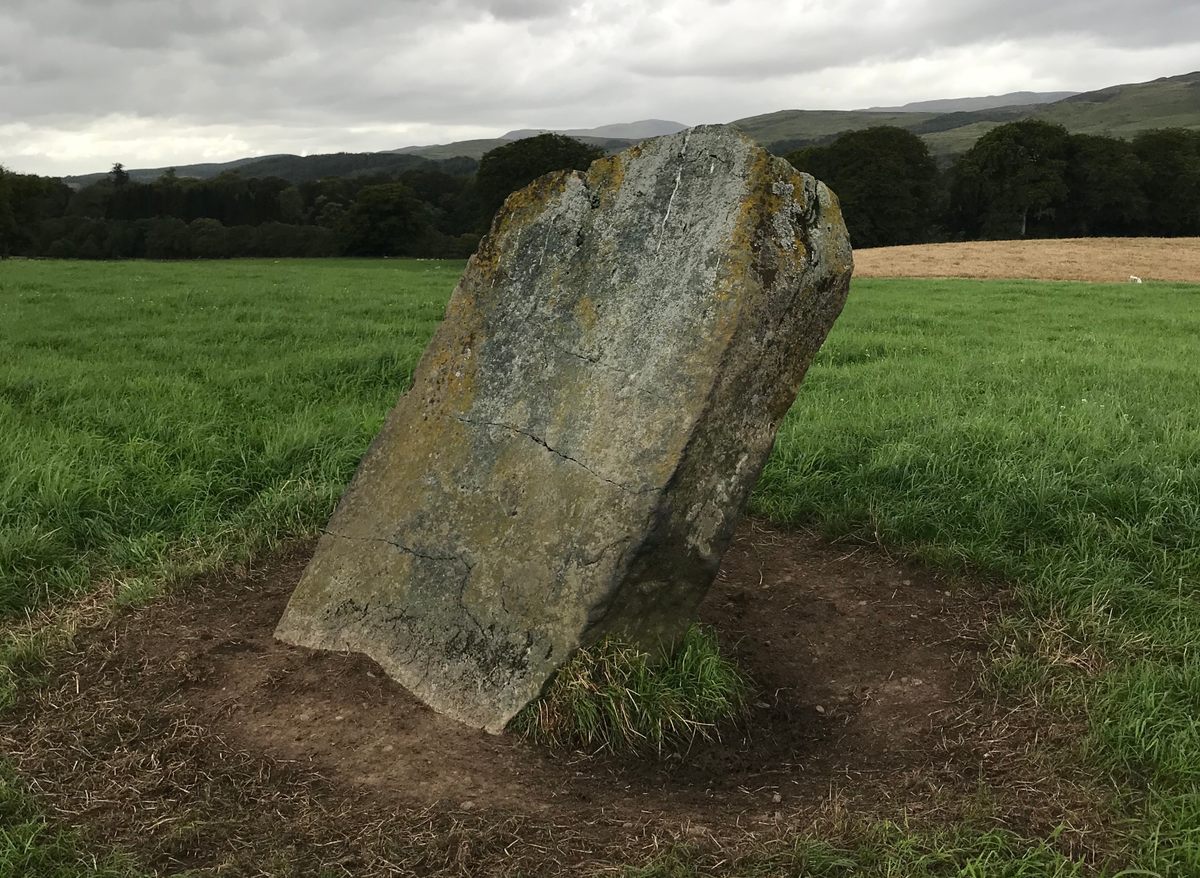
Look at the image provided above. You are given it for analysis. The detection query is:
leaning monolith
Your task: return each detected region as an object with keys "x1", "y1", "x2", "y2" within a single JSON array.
[{"x1": 276, "y1": 125, "x2": 853, "y2": 732}]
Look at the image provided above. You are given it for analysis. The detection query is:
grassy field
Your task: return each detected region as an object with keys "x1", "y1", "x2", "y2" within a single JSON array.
[
  {"x1": 0, "y1": 259, "x2": 453, "y2": 621},
  {"x1": 2, "y1": 258, "x2": 1200, "y2": 875},
  {"x1": 756, "y1": 276, "x2": 1200, "y2": 874}
]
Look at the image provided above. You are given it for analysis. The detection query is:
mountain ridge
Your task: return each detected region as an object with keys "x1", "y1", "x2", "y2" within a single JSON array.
[
  {"x1": 499, "y1": 119, "x2": 688, "y2": 140},
  {"x1": 735, "y1": 70, "x2": 1200, "y2": 157},
  {"x1": 57, "y1": 72, "x2": 1200, "y2": 186},
  {"x1": 864, "y1": 91, "x2": 1078, "y2": 113}
]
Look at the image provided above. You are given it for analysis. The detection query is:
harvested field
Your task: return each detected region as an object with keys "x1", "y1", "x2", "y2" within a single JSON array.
[{"x1": 853, "y1": 236, "x2": 1200, "y2": 282}]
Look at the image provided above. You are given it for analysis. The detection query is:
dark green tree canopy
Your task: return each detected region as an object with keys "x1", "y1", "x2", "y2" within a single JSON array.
[
  {"x1": 787, "y1": 126, "x2": 938, "y2": 247},
  {"x1": 949, "y1": 120, "x2": 1071, "y2": 239},
  {"x1": 0, "y1": 166, "x2": 17, "y2": 258},
  {"x1": 1062, "y1": 134, "x2": 1148, "y2": 236},
  {"x1": 336, "y1": 182, "x2": 428, "y2": 257},
  {"x1": 1132, "y1": 129, "x2": 1200, "y2": 236},
  {"x1": 475, "y1": 134, "x2": 605, "y2": 224}
]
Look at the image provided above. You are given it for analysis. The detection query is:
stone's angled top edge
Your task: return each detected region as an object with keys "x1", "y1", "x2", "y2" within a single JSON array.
[
  {"x1": 598, "y1": 123, "x2": 759, "y2": 162},
  {"x1": 664, "y1": 123, "x2": 756, "y2": 147},
  {"x1": 679, "y1": 122, "x2": 756, "y2": 139}
]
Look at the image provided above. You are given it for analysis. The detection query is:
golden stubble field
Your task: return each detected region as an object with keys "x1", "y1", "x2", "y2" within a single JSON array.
[{"x1": 854, "y1": 237, "x2": 1200, "y2": 282}]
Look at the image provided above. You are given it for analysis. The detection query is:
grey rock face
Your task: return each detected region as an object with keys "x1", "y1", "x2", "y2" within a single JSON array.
[{"x1": 276, "y1": 125, "x2": 853, "y2": 732}]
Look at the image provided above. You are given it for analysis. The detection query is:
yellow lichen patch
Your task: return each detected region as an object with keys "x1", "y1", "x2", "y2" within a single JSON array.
[
  {"x1": 573, "y1": 296, "x2": 598, "y2": 334},
  {"x1": 410, "y1": 294, "x2": 483, "y2": 418},
  {"x1": 703, "y1": 150, "x2": 794, "y2": 347},
  {"x1": 505, "y1": 171, "x2": 573, "y2": 218},
  {"x1": 487, "y1": 171, "x2": 575, "y2": 245},
  {"x1": 585, "y1": 154, "x2": 626, "y2": 208}
]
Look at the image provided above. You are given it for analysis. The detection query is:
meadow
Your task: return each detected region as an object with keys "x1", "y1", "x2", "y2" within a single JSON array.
[
  {"x1": 2, "y1": 257, "x2": 1199, "y2": 876},
  {"x1": 0, "y1": 259, "x2": 452, "y2": 619}
]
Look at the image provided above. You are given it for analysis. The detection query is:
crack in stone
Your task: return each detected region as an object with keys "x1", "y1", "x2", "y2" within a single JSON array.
[
  {"x1": 548, "y1": 340, "x2": 601, "y2": 365},
  {"x1": 579, "y1": 534, "x2": 632, "y2": 567},
  {"x1": 320, "y1": 596, "x2": 373, "y2": 647},
  {"x1": 323, "y1": 530, "x2": 474, "y2": 570},
  {"x1": 541, "y1": 341, "x2": 675, "y2": 406},
  {"x1": 453, "y1": 415, "x2": 658, "y2": 496}
]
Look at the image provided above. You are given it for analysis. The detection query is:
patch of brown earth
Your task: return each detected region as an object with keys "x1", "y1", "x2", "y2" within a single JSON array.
[
  {"x1": 854, "y1": 237, "x2": 1200, "y2": 283},
  {"x1": 0, "y1": 520, "x2": 1106, "y2": 876}
]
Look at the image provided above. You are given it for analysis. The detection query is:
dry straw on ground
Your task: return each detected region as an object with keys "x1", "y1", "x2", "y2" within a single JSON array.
[
  {"x1": 0, "y1": 523, "x2": 1115, "y2": 876},
  {"x1": 853, "y1": 237, "x2": 1200, "y2": 283}
]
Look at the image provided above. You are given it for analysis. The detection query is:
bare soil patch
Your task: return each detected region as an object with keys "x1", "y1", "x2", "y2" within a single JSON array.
[
  {"x1": 854, "y1": 237, "x2": 1200, "y2": 282},
  {"x1": 1, "y1": 520, "x2": 1107, "y2": 876}
]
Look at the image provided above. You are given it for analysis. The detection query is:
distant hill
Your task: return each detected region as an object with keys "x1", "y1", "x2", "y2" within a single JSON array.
[
  {"x1": 500, "y1": 119, "x2": 688, "y2": 140},
  {"x1": 388, "y1": 134, "x2": 639, "y2": 161},
  {"x1": 1036, "y1": 71, "x2": 1200, "y2": 136},
  {"x1": 63, "y1": 152, "x2": 475, "y2": 188},
  {"x1": 921, "y1": 71, "x2": 1200, "y2": 156},
  {"x1": 64, "y1": 155, "x2": 289, "y2": 187},
  {"x1": 228, "y1": 152, "x2": 476, "y2": 183},
  {"x1": 729, "y1": 109, "x2": 941, "y2": 155},
  {"x1": 386, "y1": 120, "x2": 688, "y2": 162},
  {"x1": 865, "y1": 91, "x2": 1077, "y2": 113},
  {"x1": 56, "y1": 73, "x2": 1200, "y2": 185},
  {"x1": 735, "y1": 71, "x2": 1200, "y2": 158}
]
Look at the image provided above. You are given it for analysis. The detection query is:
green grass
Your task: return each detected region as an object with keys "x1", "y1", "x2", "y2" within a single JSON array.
[
  {"x1": 0, "y1": 765, "x2": 142, "y2": 878},
  {"x1": 510, "y1": 625, "x2": 749, "y2": 754},
  {"x1": 0, "y1": 258, "x2": 456, "y2": 620},
  {"x1": 3, "y1": 260, "x2": 1200, "y2": 874},
  {"x1": 753, "y1": 277, "x2": 1200, "y2": 875}
]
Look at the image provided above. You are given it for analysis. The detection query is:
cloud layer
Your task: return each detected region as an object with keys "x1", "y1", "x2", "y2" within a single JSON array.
[{"x1": 3, "y1": 0, "x2": 1198, "y2": 175}]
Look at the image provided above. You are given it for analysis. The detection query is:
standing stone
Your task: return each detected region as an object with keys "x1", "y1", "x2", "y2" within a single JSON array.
[{"x1": 276, "y1": 125, "x2": 852, "y2": 732}]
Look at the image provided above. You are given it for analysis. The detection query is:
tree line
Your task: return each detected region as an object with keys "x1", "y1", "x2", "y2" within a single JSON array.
[
  {"x1": 2, "y1": 122, "x2": 1198, "y2": 260},
  {"x1": 0, "y1": 134, "x2": 603, "y2": 260},
  {"x1": 787, "y1": 121, "x2": 1200, "y2": 247}
]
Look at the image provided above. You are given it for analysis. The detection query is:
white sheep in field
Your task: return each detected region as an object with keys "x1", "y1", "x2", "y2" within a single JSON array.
[{"x1": 1129, "y1": 275, "x2": 1143, "y2": 283}]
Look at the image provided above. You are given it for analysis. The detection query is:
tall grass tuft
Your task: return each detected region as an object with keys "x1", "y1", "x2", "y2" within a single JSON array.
[{"x1": 511, "y1": 625, "x2": 749, "y2": 755}]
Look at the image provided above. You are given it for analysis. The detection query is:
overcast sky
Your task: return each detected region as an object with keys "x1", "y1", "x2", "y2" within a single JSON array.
[{"x1": 3, "y1": 0, "x2": 1198, "y2": 177}]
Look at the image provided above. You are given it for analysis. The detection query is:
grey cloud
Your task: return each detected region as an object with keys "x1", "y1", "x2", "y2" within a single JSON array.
[
  {"x1": 482, "y1": 0, "x2": 570, "y2": 20},
  {"x1": 1, "y1": 0, "x2": 1196, "y2": 176},
  {"x1": 629, "y1": 0, "x2": 1200, "y2": 81}
]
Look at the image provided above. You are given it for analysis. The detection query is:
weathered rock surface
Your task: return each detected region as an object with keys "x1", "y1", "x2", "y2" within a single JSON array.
[{"x1": 276, "y1": 125, "x2": 853, "y2": 732}]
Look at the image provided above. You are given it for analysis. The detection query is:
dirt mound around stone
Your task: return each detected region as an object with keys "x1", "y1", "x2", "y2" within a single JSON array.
[
  {"x1": 1, "y1": 520, "x2": 1103, "y2": 876},
  {"x1": 854, "y1": 237, "x2": 1200, "y2": 283}
]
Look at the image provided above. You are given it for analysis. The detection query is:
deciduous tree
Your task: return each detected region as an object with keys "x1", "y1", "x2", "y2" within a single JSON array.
[
  {"x1": 337, "y1": 182, "x2": 428, "y2": 256},
  {"x1": 0, "y1": 166, "x2": 16, "y2": 257},
  {"x1": 949, "y1": 120, "x2": 1070, "y2": 238},
  {"x1": 1062, "y1": 134, "x2": 1147, "y2": 236},
  {"x1": 475, "y1": 134, "x2": 604, "y2": 226},
  {"x1": 787, "y1": 127, "x2": 939, "y2": 247},
  {"x1": 1133, "y1": 129, "x2": 1200, "y2": 236}
]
